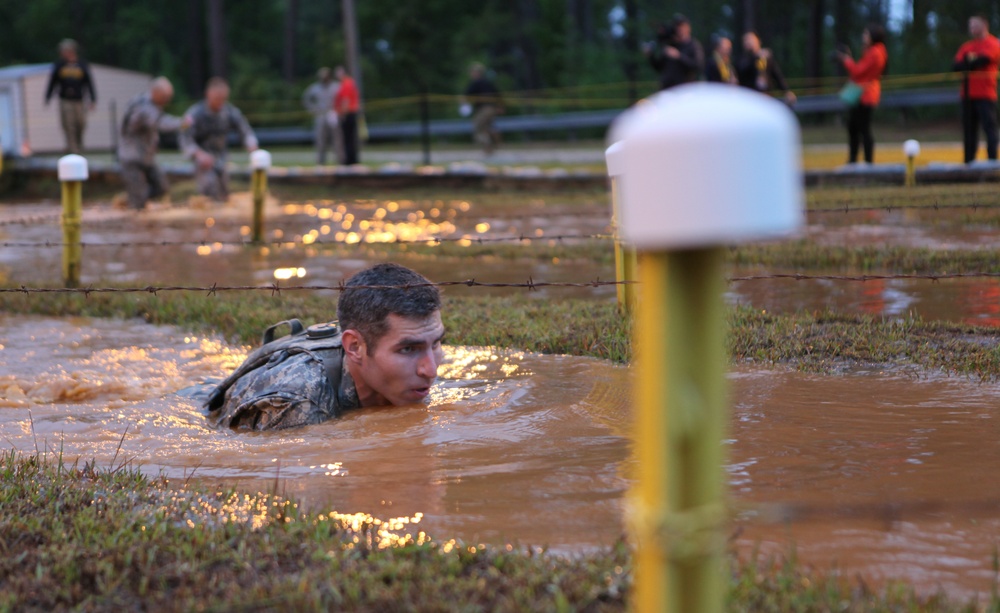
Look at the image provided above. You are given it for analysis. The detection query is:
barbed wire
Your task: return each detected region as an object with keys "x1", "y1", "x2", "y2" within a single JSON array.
[
  {"x1": 0, "y1": 233, "x2": 612, "y2": 250},
  {"x1": 9, "y1": 271, "x2": 1000, "y2": 297},
  {"x1": 0, "y1": 279, "x2": 631, "y2": 296}
]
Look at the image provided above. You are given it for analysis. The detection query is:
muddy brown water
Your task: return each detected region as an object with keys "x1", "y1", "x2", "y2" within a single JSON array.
[
  {"x1": 4, "y1": 199, "x2": 1000, "y2": 319},
  {"x1": 3, "y1": 314, "x2": 1000, "y2": 598}
]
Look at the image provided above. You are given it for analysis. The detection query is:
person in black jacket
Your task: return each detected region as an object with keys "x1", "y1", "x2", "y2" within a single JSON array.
[
  {"x1": 44, "y1": 39, "x2": 96, "y2": 154},
  {"x1": 644, "y1": 14, "x2": 704, "y2": 90},
  {"x1": 737, "y1": 32, "x2": 796, "y2": 105},
  {"x1": 705, "y1": 36, "x2": 736, "y2": 84}
]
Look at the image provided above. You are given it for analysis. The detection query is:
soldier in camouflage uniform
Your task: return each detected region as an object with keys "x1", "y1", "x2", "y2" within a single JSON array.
[
  {"x1": 206, "y1": 263, "x2": 445, "y2": 431},
  {"x1": 117, "y1": 77, "x2": 187, "y2": 210},
  {"x1": 179, "y1": 77, "x2": 257, "y2": 201}
]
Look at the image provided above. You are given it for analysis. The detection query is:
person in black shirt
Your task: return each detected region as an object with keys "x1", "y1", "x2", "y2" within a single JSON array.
[
  {"x1": 705, "y1": 36, "x2": 736, "y2": 84},
  {"x1": 644, "y1": 14, "x2": 704, "y2": 90},
  {"x1": 44, "y1": 39, "x2": 96, "y2": 154},
  {"x1": 737, "y1": 32, "x2": 797, "y2": 105},
  {"x1": 462, "y1": 63, "x2": 503, "y2": 155}
]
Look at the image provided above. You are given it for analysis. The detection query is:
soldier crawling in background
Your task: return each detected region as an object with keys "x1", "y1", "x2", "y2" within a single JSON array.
[
  {"x1": 179, "y1": 77, "x2": 257, "y2": 201},
  {"x1": 117, "y1": 77, "x2": 189, "y2": 211}
]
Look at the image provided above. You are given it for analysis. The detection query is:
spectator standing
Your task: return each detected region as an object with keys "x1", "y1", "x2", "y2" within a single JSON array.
[
  {"x1": 644, "y1": 14, "x2": 704, "y2": 90},
  {"x1": 179, "y1": 77, "x2": 258, "y2": 201},
  {"x1": 836, "y1": 25, "x2": 888, "y2": 164},
  {"x1": 117, "y1": 77, "x2": 188, "y2": 210},
  {"x1": 705, "y1": 36, "x2": 736, "y2": 84},
  {"x1": 463, "y1": 63, "x2": 503, "y2": 155},
  {"x1": 44, "y1": 39, "x2": 96, "y2": 154},
  {"x1": 302, "y1": 67, "x2": 343, "y2": 165},
  {"x1": 737, "y1": 32, "x2": 796, "y2": 105},
  {"x1": 333, "y1": 66, "x2": 361, "y2": 165},
  {"x1": 953, "y1": 15, "x2": 1000, "y2": 163}
]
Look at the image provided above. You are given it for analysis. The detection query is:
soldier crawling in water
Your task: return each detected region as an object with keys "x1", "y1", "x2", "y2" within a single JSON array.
[
  {"x1": 179, "y1": 77, "x2": 258, "y2": 202},
  {"x1": 205, "y1": 263, "x2": 446, "y2": 431}
]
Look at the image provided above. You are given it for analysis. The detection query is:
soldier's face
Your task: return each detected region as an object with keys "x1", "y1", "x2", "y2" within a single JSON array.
[
  {"x1": 350, "y1": 312, "x2": 445, "y2": 406},
  {"x1": 206, "y1": 86, "x2": 229, "y2": 112}
]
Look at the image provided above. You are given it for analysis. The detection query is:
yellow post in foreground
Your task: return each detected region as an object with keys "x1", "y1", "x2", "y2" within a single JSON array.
[
  {"x1": 250, "y1": 150, "x2": 272, "y2": 244},
  {"x1": 609, "y1": 83, "x2": 803, "y2": 613},
  {"x1": 903, "y1": 139, "x2": 920, "y2": 187},
  {"x1": 606, "y1": 141, "x2": 637, "y2": 313},
  {"x1": 58, "y1": 154, "x2": 89, "y2": 288}
]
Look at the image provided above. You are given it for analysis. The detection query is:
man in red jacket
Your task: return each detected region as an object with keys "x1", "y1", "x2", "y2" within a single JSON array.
[
  {"x1": 333, "y1": 65, "x2": 361, "y2": 165},
  {"x1": 954, "y1": 15, "x2": 1000, "y2": 163}
]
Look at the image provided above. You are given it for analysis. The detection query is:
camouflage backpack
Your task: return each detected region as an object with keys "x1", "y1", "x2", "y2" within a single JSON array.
[{"x1": 204, "y1": 319, "x2": 346, "y2": 430}]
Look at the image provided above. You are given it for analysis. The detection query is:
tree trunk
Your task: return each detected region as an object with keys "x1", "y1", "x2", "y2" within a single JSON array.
[
  {"x1": 516, "y1": 0, "x2": 544, "y2": 91},
  {"x1": 207, "y1": 0, "x2": 228, "y2": 79},
  {"x1": 623, "y1": 0, "x2": 639, "y2": 102},
  {"x1": 806, "y1": 0, "x2": 825, "y2": 82},
  {"x1": 283, "y1": 0, "x2": 299, "y2": 83},
  {"x1": 188, "y1": 0, "x2": 205, "y2": 94},
  {"x1": 341, "y1": 0, "x2": 363, "y2": 101},
  {"x1": 834, "y1": 0, "x2": 853, "y2": 49}
]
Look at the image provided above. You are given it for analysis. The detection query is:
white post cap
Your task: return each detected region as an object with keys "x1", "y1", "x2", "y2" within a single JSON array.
[
  {"x1": 903, "y1": 139, "x2": 921, "y2": 158},
  {"x1": 608, "y1": 83, "x2": 803, "y2": 250},
  {"x1": 250, "y1": 149, "x2": 272, "y2": 170},
  {"x1": 58, "y1": 154, "x2": 89, "y2": 182},
  {"x1": 605, "y1": 141, "x2": 626, "y2": 177}
]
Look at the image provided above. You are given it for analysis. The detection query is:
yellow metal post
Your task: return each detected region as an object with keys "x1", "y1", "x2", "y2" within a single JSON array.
[
  {"x1": 610, "y1": 176, "x2": 637, "y2": 312},
  {"x1": 61, "y1": 181, "x2": 82, "y2": 287},
  {"x1": 903, "y1": 139, "x2": 920, "y2": 188},
  {"x1": 252, "y1": 169, "x2": 266, "y2": 244},
  {"x1": 610, "y1": 84, "x2": 802, "y2": 613},
  {"x1": 249, "y1": 150, "x2": 272, "y2": 245},
  {"x1": 633, "y1": 248, "x2": 727, "y2": 613},
  {"x1": 58, "y1": 155, "x2": 88, "y2": 288}
]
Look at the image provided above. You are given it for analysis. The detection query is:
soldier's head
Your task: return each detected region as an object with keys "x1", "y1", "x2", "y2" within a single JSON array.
[
  {"x1": 150, "y1": 77, "x2": 174, "y2": 108},
  {"x1": 335, "y1": 65, "x2": 349, "y2": 80},
  {"x1": 742, "y1": 31, "x2": 761, "y2": 53},
  {"x1": 58, "y1": 39, "x2": 78, "y2": 62},
  {"x1": 317, "y1": 67, "x2": 332, "y2": 83},
  {"x1": 970, "y1": 15, "x2": 989, "y2": 39},
  {"x1": 205, "y1": 77, "x2": 230, "y2": 112},
  {"x1": 470, "y1": 63, "x2": 485, "y2": 79},
  {"x1": 337, "y1": 263, "x2": 445, "y2": 407}
]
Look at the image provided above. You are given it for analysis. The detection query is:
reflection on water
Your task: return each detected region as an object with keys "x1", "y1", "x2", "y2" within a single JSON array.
[
  {"x1": 6, "y1": 315, "x2": 1000, "y2": 597},
  {"x1": 0, "y1": 197, "x2": 614, "y2": 300}
]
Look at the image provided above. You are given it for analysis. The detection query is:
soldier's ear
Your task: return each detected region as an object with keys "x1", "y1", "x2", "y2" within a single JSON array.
[{"x1": 341, "y1": 329, "x2": 366, "y2": 363}]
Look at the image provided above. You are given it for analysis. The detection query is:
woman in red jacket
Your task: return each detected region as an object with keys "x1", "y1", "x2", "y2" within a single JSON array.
[{"x1": 837, "y1": 24, "x2": 888, "y2": 164}]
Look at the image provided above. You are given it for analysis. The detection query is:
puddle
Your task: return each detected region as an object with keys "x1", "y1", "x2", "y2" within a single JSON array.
[
  {"x1": 728, "y1": 275, "x2": 1000, "y2": 326},
  {"x1": 0, "y1": 198, "x2": 615, "y2": 300},
  {"x1": 3, "y1": 315, "x2": 1000, "y2": 598}
]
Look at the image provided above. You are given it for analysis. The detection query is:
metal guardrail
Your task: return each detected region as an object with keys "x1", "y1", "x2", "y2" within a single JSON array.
[{"x1": 253, "y1": 88, "x2": 961, "y2": 146}]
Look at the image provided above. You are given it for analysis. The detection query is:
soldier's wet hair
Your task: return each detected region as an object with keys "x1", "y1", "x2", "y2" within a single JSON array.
[{"x1": 337, "y1": 263, "x2": 441, "y2": 353}]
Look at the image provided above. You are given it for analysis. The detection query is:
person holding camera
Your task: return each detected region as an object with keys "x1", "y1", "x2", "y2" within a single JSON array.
[
  {"x1": 953, "y1": 15, "x2": 1000, "y2": 163},
  {"x1": 835, "y1": 25, "x2": 888, "y2": 165},
  {"x1": 737, "y1": 32, "x2": 796, "y2": 105},
  {"x1": 644, "y1": 14, "x2": 704, "y2": 90}
]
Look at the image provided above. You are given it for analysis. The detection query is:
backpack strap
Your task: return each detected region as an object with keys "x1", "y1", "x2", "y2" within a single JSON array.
[{"x1": 262, "y1": 319, "x2": 304, "y2": 345}]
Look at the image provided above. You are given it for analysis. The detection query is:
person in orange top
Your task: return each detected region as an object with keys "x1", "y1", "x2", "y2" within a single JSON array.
[
  {"x1": 836, "y1": 24, "x2": 888, "y2": 164},
  {"x1": 333, "y1": 65, "x2": 361, "y2": 165},
  {"x1": 953, "y1": 15, "x2": 1000, "y2": 163}
]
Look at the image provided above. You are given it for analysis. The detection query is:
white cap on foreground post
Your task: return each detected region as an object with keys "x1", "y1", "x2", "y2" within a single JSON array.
[
  {"x1": 250, "y1": 149, "x2": 272, "y2": 170},
  {"x1": 903, "y1": 139, "x2": 921, "y2": 158},
  {"x1": 58, "y1": 154, "x2": 89, "y2": 182},
  {"x1": 609, "y1": 83, "x2": 803, "y2": 249}
]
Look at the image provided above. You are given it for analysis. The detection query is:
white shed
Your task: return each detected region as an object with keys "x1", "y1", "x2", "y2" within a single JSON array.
[{"x1": 0, "y1": 63, "x2": 152, "y2": 156}]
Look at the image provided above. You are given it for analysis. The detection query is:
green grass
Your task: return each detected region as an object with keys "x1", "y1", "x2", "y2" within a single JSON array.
[{"x1": 0, "y1": 449, "x2": 992, "y2": 611}]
